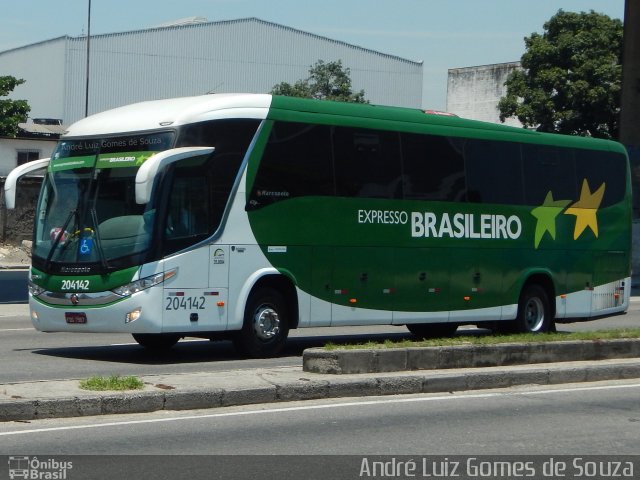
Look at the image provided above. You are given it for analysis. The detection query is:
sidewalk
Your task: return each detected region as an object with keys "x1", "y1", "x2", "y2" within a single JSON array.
[{"x1": 2, "y1": 357, "x2": 640, "y2": 422}]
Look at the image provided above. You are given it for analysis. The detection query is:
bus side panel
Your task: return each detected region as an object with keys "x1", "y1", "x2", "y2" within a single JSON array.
[{"x1": 392, "y1": 247, "x2": 450, "y2": 324}]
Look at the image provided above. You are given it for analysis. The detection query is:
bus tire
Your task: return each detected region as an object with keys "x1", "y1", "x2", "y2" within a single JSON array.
[
  {"x1": 233, "y1": 287, "x2": 289, "y2": 358},
  {"x1": 512, "y1": 284, "x2": 553, "y2": 333},
  {"x1": 132, "y1": 333, "x2": 180, "y2": 351},
  {"x1": 407, "y1": 323, "x2": 457, "y2": 339}
]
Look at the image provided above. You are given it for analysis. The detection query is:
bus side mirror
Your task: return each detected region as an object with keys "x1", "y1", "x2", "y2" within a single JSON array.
[
  {"x1": 4, "y1": 158, "x2": 50, "y2": 209},
  {"x1": 135, "y1": 147, "x2": 215, "y2": 204}
]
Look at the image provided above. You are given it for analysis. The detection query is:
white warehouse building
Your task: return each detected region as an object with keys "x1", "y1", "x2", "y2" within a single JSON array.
[{"x1": 0, "y1": 17, "x2": 424, "y2": 125}]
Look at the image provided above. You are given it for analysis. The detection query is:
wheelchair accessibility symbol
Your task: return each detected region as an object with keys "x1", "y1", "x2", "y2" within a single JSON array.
[{"x1": 79, "y1": 237, "x2": 93, "y2": 256}]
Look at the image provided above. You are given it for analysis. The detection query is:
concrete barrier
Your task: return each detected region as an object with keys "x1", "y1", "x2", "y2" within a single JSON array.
[{"x1": 303, "y1": 339, "x2": 640, "y2": 374}]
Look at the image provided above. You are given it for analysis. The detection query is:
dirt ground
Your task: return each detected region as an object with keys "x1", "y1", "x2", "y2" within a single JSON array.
[{"x1": 0, "y1": 242, "x2": 32, "y2": 267}]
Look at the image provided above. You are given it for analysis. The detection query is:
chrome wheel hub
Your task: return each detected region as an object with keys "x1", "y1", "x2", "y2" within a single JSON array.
[
  {"x1": 253, "y1": 305, "x2": 280, "y2": 341},
  {"x1": 524, "y1": 297, "x2": 544, "y2": 331}
]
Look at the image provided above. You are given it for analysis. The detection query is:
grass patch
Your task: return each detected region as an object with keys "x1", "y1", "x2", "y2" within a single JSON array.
[
  {"x1": 323, "y1": 328, "x2": 640, "y2": 351},
  {"x1": 79, "y1": 375, "x2": 144, "y2": 391}
]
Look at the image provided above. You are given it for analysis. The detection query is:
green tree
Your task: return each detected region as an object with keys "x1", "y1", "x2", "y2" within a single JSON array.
[
  {"x1": 0, "y1": 76, "x2": 30, "y2": 137},
  {"x1": 271, "y1": 60, "x2": 367, "y2": 103},
  {"x1": 498, "y1": 10, "x2": 623, "y2": 139}
]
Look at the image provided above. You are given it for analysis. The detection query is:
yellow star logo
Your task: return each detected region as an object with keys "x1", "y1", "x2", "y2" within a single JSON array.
[{"x1": 564, "y1": 179, "x2": 605, "y2": 240}]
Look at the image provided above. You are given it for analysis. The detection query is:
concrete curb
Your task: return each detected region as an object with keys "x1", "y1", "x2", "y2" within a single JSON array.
[
  {"x1": 302, "y1": 339, "x2": 640, "y2": 374},
  {"x1": 1, "y1": 359, "x2": 640, "y2": 422}
]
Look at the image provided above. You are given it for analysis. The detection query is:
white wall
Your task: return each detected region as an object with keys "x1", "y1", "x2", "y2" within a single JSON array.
[
  {"x1": 446, "y1": 62, "x2": 522, "y2": 127},
  {"x1": 0, "y1": 138, "x2": 56, "y2": 177}
]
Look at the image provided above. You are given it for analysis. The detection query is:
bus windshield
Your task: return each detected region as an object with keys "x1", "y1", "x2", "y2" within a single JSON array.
[{"x1": 33, "y1": 132, "x2": 175, "y2": 272}]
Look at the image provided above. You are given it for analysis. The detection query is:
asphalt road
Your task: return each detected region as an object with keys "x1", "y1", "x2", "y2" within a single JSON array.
[
  {"x1": 0, "y1": 301, "x2": 638, "y2": 384},
  {"x1": 0, "y1": 381, "x2": 638, "y2": 477}
]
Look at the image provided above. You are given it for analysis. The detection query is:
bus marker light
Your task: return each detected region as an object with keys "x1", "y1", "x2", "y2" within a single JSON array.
[
  {"x1": 31, "y1": 310, "x2": 39, "y2": 322},
  {"x1": 125, "y1": 307, "x2": 142, "y2": 323},
  {"x1": 463, "y1": 296, "x2": 471, "y2": 301},
  {"x1": 349, "y1": 298, "x2": 357, "y2": 304},
  {"x1": 217, "y1": 301, "x2": 225, "y2": 307},
  {"x1": 560, "y1": 294, "x2": 567, "y2": 299},
  {"x1": 614, "y1": 294, "x2": 620, "y2": 300},
  {"x1": 428, "y1": 288, "x2": 441, "y2": 293}
]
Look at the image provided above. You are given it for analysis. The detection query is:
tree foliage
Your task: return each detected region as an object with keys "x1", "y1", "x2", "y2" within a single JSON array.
[
  {"x1": 271, "y1": 60, "x2": 367, "y2": 103},
  {"x1": 498, "y1": 10, "x2": 623, "y2": 139},
  {"x1": 0, "y1": 76, "x2": 30, "y2": 137}
]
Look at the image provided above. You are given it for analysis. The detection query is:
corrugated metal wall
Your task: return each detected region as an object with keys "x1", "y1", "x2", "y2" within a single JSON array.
[
  {"x1": 0, "y1": 38, "x2": 68, "y2": 120},
  {"x1": 55, "y1": 18, "x2": 421, "y2": 123}
]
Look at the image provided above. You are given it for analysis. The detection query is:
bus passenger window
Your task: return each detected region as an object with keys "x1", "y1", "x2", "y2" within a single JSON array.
[
  {"x1": 249, "y1": 122, "x2": 333, "y2": 209},
  {"x1": 464, "y1": 139, "x2": 524, "y2": 205},
  {"x1": 574, "y1": 149, "x2": 626, "y2": 208},
  {"x1": 333, "y1": 127, "x2": 402, "y2": 199},
  {"x1": 401, "y1": 133, "x2": 465, "y2": 202},
  {"x1": 523, "y1": 145, "x2": 576, "y2": 205}
]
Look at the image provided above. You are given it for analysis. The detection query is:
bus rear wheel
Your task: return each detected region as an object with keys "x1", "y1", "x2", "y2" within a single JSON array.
[
  {"x1": 132, "y1": 333, "x2": 180, "y2": 351},
  {"x1": 233, "y1": 287, "x2": 290, "y2": 358},
  {"x1": 512, "y1": 284, "x2": 553, "y2": 333},
  {"x1": 407, "y1": 323, "x2": 458, "y2": 339}
]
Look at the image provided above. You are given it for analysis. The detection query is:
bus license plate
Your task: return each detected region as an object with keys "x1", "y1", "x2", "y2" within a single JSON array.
[{"x1": 65, "y1": 312, "x2": 87, "y2": 324}]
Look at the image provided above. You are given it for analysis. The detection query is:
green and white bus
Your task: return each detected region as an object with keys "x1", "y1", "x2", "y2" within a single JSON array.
[{"x1": 5, "y1": 94, "x2": 631, "y2": 357}]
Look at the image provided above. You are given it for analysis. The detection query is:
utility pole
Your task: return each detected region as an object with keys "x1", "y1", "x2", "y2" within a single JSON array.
[
  {"x1": 84, "y1": 0, "x2": 92, "y2": 117},
  {"x1": 620, "y1": 0, "x2": 640, "y2": 204},
  {"x1": 619, "y1": 0, "x2": 640, "y2": 281}
]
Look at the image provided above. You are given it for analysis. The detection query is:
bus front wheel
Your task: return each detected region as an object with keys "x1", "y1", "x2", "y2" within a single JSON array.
[
  {"x1": 512, "y1": 284, "x2": 554, "y2": 333},
  {"x1": 233, "y1": 287, "x2": 290, "y2": 358}
]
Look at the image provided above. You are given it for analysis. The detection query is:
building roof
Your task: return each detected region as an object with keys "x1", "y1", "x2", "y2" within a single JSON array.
[
  {"x1": 0, "y1": 17, "x2": 422, "y2": 66},
  {"x1": 18, "y1": 123, "x2": 67, "y2": 136}
]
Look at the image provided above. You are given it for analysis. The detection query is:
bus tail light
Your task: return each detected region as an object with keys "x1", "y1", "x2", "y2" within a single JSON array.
[{"x1": 112, "y1": 268, "x2": 178, "y2": 297}]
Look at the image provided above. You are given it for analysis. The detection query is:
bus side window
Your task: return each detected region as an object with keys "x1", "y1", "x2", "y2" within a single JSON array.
[
  {"x1": 401, "y1": 133, "x2": 465, "y2": 202},
  {"x1": 523, "y1": 145, "x2": 577, "y2": 205},
  {"x1": 574, "y1": 149, "x2": 626, "y2": 208},
  {"x1": 464, "y1": 139, "x2": 524, "y2": 205},
  {"x1": 333, "y1": 127, "x2": 402, "y2": 199},
  {"x1": 248, "y1": 122, "x2": 333, "y2": 209}
]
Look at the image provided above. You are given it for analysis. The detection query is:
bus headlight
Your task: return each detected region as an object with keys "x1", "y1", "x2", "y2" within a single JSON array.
[
  {"x1": 112, "y1": 268, "x2": 177, "y2": 297},
  {"x1": 28, "y1": 280, "x2": 46, "y2": 297}
]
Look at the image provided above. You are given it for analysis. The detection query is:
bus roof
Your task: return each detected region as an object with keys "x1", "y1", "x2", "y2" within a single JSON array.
[
  {"x1": 63, "y1": 93, "x2": 272, "y2": 137},
  {"x1": 268, "y1": 95, "x2": 625, "y2": 154},
  {"x1": 63, "y1": 93, "x2": 625, "y2": 154}
]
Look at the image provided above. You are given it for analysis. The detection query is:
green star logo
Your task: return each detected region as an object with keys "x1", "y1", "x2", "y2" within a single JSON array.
[{"x1": 531, "y1": 191, "x2": 571, "y2": 249}]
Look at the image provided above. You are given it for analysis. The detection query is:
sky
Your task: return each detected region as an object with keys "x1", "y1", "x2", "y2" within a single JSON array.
[{"x1": 0, "y1": 0, "x2": 625, "y2": 110}]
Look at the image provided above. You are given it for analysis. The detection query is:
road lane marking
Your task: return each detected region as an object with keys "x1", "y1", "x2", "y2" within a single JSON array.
[
  {"x1": 0, "y1": 328, "x2": 34, "y2": 332},
  {"x1": 1, "y1": 382, "x2": 639, "y2": 437}
]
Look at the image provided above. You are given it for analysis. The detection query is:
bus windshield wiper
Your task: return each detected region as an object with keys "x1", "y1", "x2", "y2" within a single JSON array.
[
  {"x1": 90, "y1": 207, "x2": 110, "y2": 270},
  {"x1": 44, "y1": 208, "x2": 77, "y2": 271}
]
